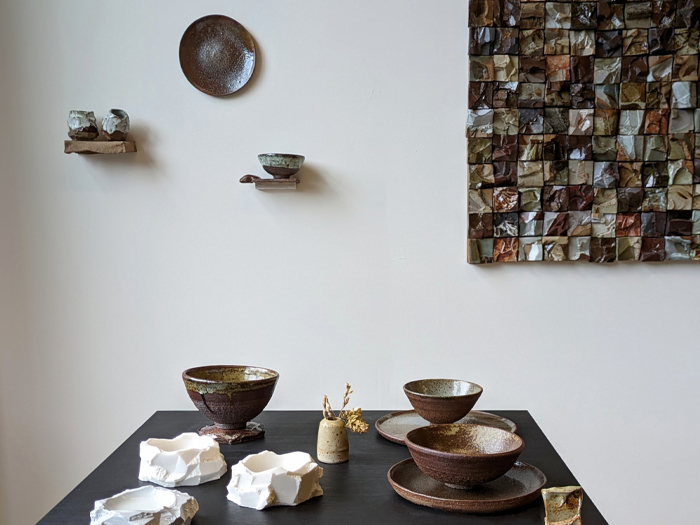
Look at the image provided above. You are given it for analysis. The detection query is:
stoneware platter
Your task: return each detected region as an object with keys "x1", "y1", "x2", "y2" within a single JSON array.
[
  {"x1": 179, "y1": 14, "x2": 256, "y2": 96},
  {"x1": 375, "y1": 410, "x2": 517, "y2": 445},
  {"x1": 388, "y1": 458, "x2": 546, "y2": 514}
]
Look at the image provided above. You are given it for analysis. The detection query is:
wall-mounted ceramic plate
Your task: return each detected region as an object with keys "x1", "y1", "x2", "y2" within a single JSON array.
[
  {"x1": 388, "y1": 458, "x2": 546, "y2": 514},
  {"x1": 375, "y1": 410, "x2": 517, "y2": 445},
  {"x1": 179, "y1": 15, "x2": 256, "y2": 96}
]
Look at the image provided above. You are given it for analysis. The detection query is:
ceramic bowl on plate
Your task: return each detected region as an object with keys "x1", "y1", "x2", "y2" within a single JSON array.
[
  {"x1": 182, "y1": 365, "x2": 278, "y2": 444},
  {"x1": 403, "y1": 379, "x2": 483, "y2": 424},
  {"x1": 405, "y1": 424, "x2": 524, "y2": 489},
  {"x1": 258, "y1": 154, "x2": 305, "y2": 179}
]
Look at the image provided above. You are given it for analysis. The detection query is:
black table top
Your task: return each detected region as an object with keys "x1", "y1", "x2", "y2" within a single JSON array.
[{"x1": 38, "y1": 410, "x2": 608, "y2": 524}]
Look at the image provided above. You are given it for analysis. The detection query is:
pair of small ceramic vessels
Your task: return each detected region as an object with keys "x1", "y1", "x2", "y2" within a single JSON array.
[
  {"x1": 67, "y1": 109, "x2": 130, "y2": 141},
  {"x1": 403, "y1": 379, "x2": 524, "y2": 489}
]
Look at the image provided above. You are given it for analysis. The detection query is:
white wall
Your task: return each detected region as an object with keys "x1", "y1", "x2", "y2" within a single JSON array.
[{"x1": 1, "y1": 1, "x2": 698, "y2": 523}]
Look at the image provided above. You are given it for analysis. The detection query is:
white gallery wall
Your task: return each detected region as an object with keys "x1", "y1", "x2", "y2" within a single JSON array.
[{"x1": 0, "y1": 1, "x2": 698, "y2": 523}]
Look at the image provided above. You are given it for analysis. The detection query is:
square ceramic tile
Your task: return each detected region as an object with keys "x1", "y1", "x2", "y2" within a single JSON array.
[
  {"x1": 494, "y1": 237, "x2": 519, "y2": 261},
  {"x1": 519, "y1": 236, "x2": 545, "y2": 260},
  {"x1": 543, "y1": 236, "x2": 569, "y2": 260}
]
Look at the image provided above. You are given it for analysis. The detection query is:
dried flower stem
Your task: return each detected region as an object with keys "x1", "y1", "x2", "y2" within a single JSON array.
[
  {"x1": 321, "y1": 382, "x2": 368, "y2": 433},
  {"x1": 322, "y1": 394, "x2": 334, "y2": 420},
  {"x1": 338, "y1": 382, "x2": 353, "y2": 419}
]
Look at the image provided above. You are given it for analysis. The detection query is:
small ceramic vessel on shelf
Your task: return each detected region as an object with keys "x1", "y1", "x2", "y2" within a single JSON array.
[
  {"x1": 89, "y1": 486, "x2": 198, "y2": 525},
  {"x1": 101, "y1": 109, "x2": 130, "y2": 141},
  {"x1": 403, "y1": 379, "x2": 483, "y2": 424},
  {"x1": 240, "y1": 153, "x2": 305, "y2": 188},
  {"x1": 227, "y1": 450, "x2": 323, "y2": 510},
  {"x1": 138, "y1": 432, "x2": 227, "y2": 487},
  {"x1": 182, "y1": 365, "x2": 279, "y2": 444},
  {"x1": 67, "y1": 110, "x2": 99, "y2": 141}
]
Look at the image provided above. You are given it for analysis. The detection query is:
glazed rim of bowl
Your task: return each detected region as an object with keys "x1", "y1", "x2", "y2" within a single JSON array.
[
  {"x1": 258, "y1": 153, "x2": 305, "y2": 160},
  {"x1": 182, "y1": 365, "x2": 279, "y2": 384},
  {"x1": 403, "y1": 379, "x2": 483, "y2": 399},
  {"x1": 405, "y1": 424, "x2": 524, "y2": 458},
  {"x1": 109, "y1": 109, "x2": 128, "y2": 119}
]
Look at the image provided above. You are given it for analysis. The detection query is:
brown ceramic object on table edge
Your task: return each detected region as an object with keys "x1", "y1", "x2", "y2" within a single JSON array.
[
  {"x1": 403, "y1": 379, "x2": 483, "y2": 424},
  {"x1": 182, "y1": 365, "x2": 278, "y2": 444},
  {"x1": 405, "y1": 424, "x2": 524, "y2": 489}
]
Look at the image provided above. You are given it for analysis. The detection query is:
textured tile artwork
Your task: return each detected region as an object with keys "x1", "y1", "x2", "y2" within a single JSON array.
[{"x1": 467, "y1": 0, "x2": 700, "y2": 262}]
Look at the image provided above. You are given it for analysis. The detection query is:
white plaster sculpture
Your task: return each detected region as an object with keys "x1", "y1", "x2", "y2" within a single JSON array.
[
  {"x1": 227, "y1": 451, "x2": 323, "y2": 510},
  {"x1": 139, "y1": 432, "x2": 227, "y2": 487},
  {"x1": 89, "y1": 486, "x2": 198, "y2": 525}
]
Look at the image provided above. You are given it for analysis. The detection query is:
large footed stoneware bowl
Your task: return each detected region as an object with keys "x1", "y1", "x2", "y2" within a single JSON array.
[
  {"x1": 404, "y1": 379, "x2": 483, "y2": 424},
  {"x1": 183, "y1": 365, "x2": 279, "y2": 444},
  {"x1": 406, "y1": 424, "x2": 524, "y2": 489}
]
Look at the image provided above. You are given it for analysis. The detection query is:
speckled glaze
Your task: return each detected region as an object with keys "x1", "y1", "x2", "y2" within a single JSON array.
[
  {"x1": 67, "y1": 110, "x2": 99, "y2": 141},
  {"x1": 388, "y1": 458, "x2": 546, "y2": 514},
  {"x1": 179, "y1": 15, "x2": 256, "y2": 96},
  {"x1": 101, "y1": 109, "x2": 130, "y2": 141},
  {"x1": 375, "y1": 410, "x2": 517, "y2": 445},
  {"x1": 316, "y1": 417, "x2": 349, "y2": 464},
  {"x1": 258, "y1": 154, "x2": 305, "y2": 179},
  {"x1": 182, "y1": 366, "x2": 278, "y2": 442},
  {"x1": 405, "y1": 424, "x2": 524, "y2": 489},
  {"x1": 403, "y1": 379, "x2": 483, "y2": 424}
]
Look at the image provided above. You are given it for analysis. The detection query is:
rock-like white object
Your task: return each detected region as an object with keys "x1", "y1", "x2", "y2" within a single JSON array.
[
  {"x1": 139, "y1": 432, "x2": 227, "y2": 487},
  {"x1": 89, "y1": 486, "x2": 198, "y2": 525},
  {"x1": 227, "y1": 451, "x2": 323, "y2": 510}
]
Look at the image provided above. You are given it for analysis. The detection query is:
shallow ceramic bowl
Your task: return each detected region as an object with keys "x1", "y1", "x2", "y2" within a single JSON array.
[
  {"x1": 182, "y1": 366, "x2": 278, "y2": 430},
  {"x1": 258, "y1": 153, "x2": 305, "y2": 178},
  {"x1": 403, "y1": 379, "x2": 483, "y2": 424},
  {"x1": 405, "y1": 424, "x2": 524, "y2": 489}
]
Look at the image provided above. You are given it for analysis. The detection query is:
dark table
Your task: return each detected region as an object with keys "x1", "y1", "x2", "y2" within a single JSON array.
[{"x1": 38, "y1": 411, "x2": 608, "y2": 524}]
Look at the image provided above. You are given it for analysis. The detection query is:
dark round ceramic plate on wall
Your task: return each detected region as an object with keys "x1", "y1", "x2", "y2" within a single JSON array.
[{"x1": 179, "y1": 14, "x2": 256, "y2": 96}]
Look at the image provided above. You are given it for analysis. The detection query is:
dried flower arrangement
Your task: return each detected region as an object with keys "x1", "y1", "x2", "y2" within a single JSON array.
[{"x1": 322, "y1": 383, "x2": 369, "y2": 434}]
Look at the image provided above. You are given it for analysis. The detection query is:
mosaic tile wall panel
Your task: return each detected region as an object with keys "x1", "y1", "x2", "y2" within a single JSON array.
[{"x1": 467, "y1": 0, "x2": 700, "y2": 262}]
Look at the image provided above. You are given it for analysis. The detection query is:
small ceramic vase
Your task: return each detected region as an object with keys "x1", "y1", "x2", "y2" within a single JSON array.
[
  {"x1": 317, "y1": 418, "x2": 349, "y2": 464},
  {"x1": 67, "y1": 110, "x2": 99, "y2": 141},
  {"x1": 102, "y1": 109, "x2": 130, "y2": 141}
]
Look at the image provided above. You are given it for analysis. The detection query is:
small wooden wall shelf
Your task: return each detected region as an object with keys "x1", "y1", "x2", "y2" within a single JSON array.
[
  {"x1": 240, "y1": 175, "x2": 298, "y2": 190},
  {"x1": 64, "y1": 140, "x2": 137, "y2": 155}
]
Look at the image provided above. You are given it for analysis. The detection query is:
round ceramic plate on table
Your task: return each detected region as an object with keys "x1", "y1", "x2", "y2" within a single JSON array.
[
  {"x1": 179, "y1": 14, "x2": 256, "y2": 96},
  {"x1": 375, "y1": 410, "x2": 517, "y2": 445},
  {"x1": 388, "y1": 458, "x2": 546, "y2": 514}
]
